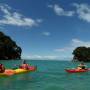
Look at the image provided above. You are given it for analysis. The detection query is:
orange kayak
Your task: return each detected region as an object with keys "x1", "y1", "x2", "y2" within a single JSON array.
[{"x1": 0, "y1": 69, "x2": 15, "y2": 76}]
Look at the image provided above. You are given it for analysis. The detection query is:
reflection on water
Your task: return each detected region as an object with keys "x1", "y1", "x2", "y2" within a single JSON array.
[{"x1": 0, "y1": 73, "x2": 34, "y2": 90}]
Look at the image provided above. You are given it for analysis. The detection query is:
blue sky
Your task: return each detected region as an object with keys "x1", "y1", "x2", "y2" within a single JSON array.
[{"x1": 0, "y1": 0, "x2": 90, "y2": 60}]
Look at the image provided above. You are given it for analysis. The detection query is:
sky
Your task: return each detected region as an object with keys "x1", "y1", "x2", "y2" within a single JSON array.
[{"x1": 0, "y1": 0, "x2": 90, "y2": 60}]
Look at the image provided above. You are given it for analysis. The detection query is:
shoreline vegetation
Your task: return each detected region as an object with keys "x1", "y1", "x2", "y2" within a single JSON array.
[
  {"x1": 0, "y1": 31, "x2": 22, "y2": 60},
  {"x1": 73, "y1": 47, "x2": 90, "y2": 62}
]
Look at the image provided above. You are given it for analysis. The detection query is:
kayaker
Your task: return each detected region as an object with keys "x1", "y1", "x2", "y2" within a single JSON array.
[
  {"x1": 0, "y1": 64, "x2": 5, "y2": 73},
  {"x1": 19, "y1": 60, "x2": 29, "y2": 70},
  {"x1": 22, "y1": 60, "x2": 26, "y2": 64},
  {"x1": 77, "y1": 62, "x2": 87, "y2": 70}
]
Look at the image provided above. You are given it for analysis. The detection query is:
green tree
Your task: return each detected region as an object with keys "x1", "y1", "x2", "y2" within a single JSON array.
[{"x1": 73, "y1": 46, "x2": 90, "y2": 62}]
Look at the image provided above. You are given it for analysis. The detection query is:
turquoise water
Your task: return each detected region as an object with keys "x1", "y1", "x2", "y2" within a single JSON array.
[{"x1": 0, "y1": 60, "x2": 90, "y2": 90}]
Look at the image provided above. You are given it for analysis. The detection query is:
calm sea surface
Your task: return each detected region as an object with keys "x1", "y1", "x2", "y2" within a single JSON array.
[{"x1": 0, "y1": 60, "x2": 90, "y2": 90}]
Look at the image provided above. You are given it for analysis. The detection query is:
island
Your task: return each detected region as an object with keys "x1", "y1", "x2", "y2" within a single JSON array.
[
  {"x1": 0, "y1": 32, "x2": 22, "y2": 60},
  {"x1": 73, "y1": 46, "x2": 90, "y2": 62}
]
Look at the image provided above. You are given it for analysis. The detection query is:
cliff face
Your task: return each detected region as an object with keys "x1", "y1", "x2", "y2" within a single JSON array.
[{"x1": 0, "y1": 32, "x2": 22, "y2": 60}]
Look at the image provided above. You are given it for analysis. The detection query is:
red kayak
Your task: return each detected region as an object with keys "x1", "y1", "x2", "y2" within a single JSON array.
[
  {"x1": 65, "y1": 69, "x2": 89, "y2": 73},
  {"x1": 19, "y1": 65, "x2": 37, "y2": 71}
]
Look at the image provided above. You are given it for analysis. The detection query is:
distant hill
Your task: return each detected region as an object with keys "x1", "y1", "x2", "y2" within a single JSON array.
[
  {"x1": 72, "y1": 46, "x2": 90, "y2": 62},
  {"x1": 0, "y1": 32, "x2": 22, "y2": 60}
]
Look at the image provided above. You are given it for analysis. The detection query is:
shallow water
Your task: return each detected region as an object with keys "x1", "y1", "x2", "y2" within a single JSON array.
[{"x1": 0, "y1": 60, "x2": 90, "y2": 90}]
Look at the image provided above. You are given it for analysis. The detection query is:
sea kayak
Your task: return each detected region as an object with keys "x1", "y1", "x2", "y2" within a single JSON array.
[
  {"x1": 14, "y1": 66, "x2": 37, "y2": 74},
  {"x1": 0, "y1": 65, "x2": 37, "y2": 76},
  {"x1": 65, "y1": 69, "x2": 89, "y2": 73}
]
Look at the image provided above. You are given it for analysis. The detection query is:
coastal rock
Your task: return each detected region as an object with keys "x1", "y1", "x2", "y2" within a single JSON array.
[{"x1": 0, "y1": 32, "x2": 22, "y2": 60}]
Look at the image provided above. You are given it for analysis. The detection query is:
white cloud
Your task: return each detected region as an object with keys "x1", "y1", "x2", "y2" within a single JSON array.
[
  {"x1": 48, "y1": 4, "x2": 74, "y2": 16},
  {"x1": 22, "y1": 54, "x2": 72, "y2": 60},
  {"x1": 36, "y1": 19, "x2": 43, "y2": 23},
  {"x1": 42, "y1": 32, "x2": 51, "y2": 36},
  {"x1": 48, "y1": 3, "x2": 90, "y2": 23},
  {"x1": 28, "y1": 55, "x2": 42, "y2": 60},
  {"x1": 22, "y1": 54, "x2": 61, "y2": 60},
  {"x1": 55, "y1": 39, "x2": 90, "y2": 53},
  {"x1": 73, "y1": 3, "x2": 90, "y2": 22},
  {"x1": 48, "y1": 5, "x2": 53, "y2": 8},
  {"x1": 0, "y1": 4, "x2": 42, "y2": 27},
  {"x1": 71, "y1": 38, "x2": 90, "y2": 47},
  {"x1": 55, "y1": 47, "x2": 72, "y2": 52}
]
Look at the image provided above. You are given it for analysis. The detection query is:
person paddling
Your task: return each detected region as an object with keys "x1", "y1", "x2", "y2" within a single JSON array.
[
  {"x1": 0, "y1": 64, "x2": 5, "y2": 73},
  {"x1": 19, "y1": 60, "x2": 29, "y2": 70},
  {"x1": 77, "y1": 62, "x2": 87, "y2": 70}
]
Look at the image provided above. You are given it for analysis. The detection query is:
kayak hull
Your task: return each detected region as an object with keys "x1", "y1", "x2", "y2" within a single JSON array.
[
  {"x1": 14, "y1": 66, "x2": 37, "y2": 74},
  {"x1": 65, "y1": 69, "x2": 88, "y2": 73},
  {"x1": 14, "y1": 69, "x2": 31, "y2": 74}
]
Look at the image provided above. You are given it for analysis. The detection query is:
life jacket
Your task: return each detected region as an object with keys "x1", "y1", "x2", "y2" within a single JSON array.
[{"x1": 19, "y1": 64, "x2": 29, "y2": 70}]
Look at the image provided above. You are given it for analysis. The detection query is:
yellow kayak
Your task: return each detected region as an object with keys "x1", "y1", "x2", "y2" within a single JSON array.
[
  {"x1": 0, "y1": 66, "x2": 37, "y2": 76},
  {"x1": 14, "y1": 66, "x2": 37, "y2": 74},
  {"x1": 14, "y1": 69, "x2": 32, "y2": 74}
]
